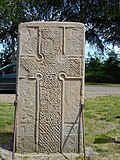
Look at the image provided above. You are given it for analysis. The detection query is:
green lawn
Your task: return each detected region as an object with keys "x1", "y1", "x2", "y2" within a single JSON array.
[
  {"x1": 85, "y1": 83, "x2": 120, "y2": 87},
  {"x1": 0, "y1": 102, "x2": 14, "y2": 146},
  {"x1": 84, "y1": 95, "x2": 120, "y2": 159},
  {"x1": 0, "y1": 96, "x2": 120, "y2": 159}
]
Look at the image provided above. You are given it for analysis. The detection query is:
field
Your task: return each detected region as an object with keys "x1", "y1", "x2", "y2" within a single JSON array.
[
  {"x1": 84, "y1": 95, "x2": 120, "y2": 160},
  {"x1": 0, "y1": 95, "x2": 120, "y2": 159},
  {"x1": 0, "y1": 102, "x2": 14, "y2": 151}
]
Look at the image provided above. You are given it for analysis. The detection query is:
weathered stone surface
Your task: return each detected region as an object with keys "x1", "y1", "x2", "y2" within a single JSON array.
[
  {"x1": 15, "y1": 22, "x2": 85, "y2": 154},
  {"x1": 14, "y1": 153, "x2": 80, "y2": 160}
]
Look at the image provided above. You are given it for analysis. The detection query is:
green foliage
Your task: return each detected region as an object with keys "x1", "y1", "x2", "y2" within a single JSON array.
[
  {"x1": 0, "y1": 50, "x2": 14, "y2": 67},
  {"x1": 104, "y1": 52, "x2": 120, "y2": 83},
  {"x1": 0, "y1": 0, "x2": 28, "y2": 62},
  {"x1": 85, "y1": 51, "x2": 120, "y2": 83},
  {"x1": 0, "y1": 0, "x2": 120, "y2": 65}
]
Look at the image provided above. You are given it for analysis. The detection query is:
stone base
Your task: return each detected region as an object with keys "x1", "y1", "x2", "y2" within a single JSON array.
[{"x1": 14, "y1": 153, "x2": 80, "y2": 160}]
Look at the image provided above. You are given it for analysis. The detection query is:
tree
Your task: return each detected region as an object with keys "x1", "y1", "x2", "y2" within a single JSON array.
[
  {"x1": 0, "y1": 0, "x2": 64, "y2": 63},
  {"x1": 85, "y1": 56, "x2": 105, "y2": 83},
  {"x1": 85, "y1": 0, "x2": 120, "y2": 50},
  {"x1": 59, "y1": 0, "x2": 120, "y2": 51},
  {"x1": 0, "y1": 0, "x2": 120, "y2": 63},
  {"x1": 0, "y1": 0, "x2": 28, "y2": 62},
  {"x1": 104, "y1": 51, "x2": 120, "y2": 83},
  {"x1": 85, "y1": 50, "x2": 120, "y2": 83}
]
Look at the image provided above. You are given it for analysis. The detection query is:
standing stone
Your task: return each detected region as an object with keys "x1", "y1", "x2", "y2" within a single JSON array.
[{"x1": 15, "y1": 22, "x2": 85, "y2": 157}]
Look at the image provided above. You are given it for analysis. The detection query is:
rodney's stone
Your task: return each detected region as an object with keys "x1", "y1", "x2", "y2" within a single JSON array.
[{"x1": 15, "y1": 22, "x2": 85, "y2": 157}]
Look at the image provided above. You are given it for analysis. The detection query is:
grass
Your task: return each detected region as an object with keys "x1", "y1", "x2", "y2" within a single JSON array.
[
  {"x1": 0, "y1": 102, "x2": 14, "y2": 146},
  {"x1": 84, "y1": 95, "x2": 120, "y2": 159},
  {"x1": 0, "y1": 96, "x2": 120, "y2": 159},
  {"x1": 85, "y1": 82, "x2": 120, "y2": 87}
]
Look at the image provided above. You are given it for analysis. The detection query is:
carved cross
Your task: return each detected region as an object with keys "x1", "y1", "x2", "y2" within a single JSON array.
[{"x1": 16, "y1": 23, "x2": 85, "y2": 153}]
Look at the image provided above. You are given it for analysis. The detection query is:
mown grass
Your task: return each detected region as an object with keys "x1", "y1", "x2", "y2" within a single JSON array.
[
  {"x1": 84, "y1": 95, "x2": 120, "y2": 159},
  {"x1": 0, "y1": 102, "x2": 14, "y2": 146},
  {"x1": 0, "y1": 96, "x2": 120, "y2": 159},
  {"x1": 85, "y1": 82, "x2": 120, "y2": 87}
]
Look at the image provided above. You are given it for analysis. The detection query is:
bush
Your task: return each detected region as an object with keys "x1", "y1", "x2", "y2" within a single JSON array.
[
  {"x1": 85, "y1": 72, "x2": 115, "y2": 83},
  {"x1": 85, "y1": 52, "x2": 120, "y2": 84}
]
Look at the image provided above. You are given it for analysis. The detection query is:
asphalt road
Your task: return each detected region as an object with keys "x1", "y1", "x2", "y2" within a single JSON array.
[
  {"x1": 85, "y1": 85, "x2": 120, "y2": 99},
  {"x1": 0, "y1": 85, "x2": 120, "y2": 103}
]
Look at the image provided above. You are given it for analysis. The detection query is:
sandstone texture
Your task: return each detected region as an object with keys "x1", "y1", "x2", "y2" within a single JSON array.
[{"x1": 15, "y1": 22, "x2": 85, "y2": 157}]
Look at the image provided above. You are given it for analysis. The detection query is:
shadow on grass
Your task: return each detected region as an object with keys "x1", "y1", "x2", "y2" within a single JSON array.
[
  {"x1": 114, "y1": 116, "x2": 120, "y2": 119},
  {"x1": 0, "y1": 132, "x2": 13, "y2": 151},
  {"x1": 94, "y1": 135, "x2": 115, "y2": 144}
]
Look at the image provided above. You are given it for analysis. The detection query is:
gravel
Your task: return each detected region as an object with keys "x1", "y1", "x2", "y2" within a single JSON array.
[
  {"x1": 0, "y1": 94, "x2": 15, "y2": 103},
  {"x1": 85, "y1": 85, "x2": 120, "y2": 99}
]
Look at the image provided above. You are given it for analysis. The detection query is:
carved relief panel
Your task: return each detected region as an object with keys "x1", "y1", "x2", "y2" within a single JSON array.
[{"x1": 16, "y1": 22, "x2": 85, "y2": 153}]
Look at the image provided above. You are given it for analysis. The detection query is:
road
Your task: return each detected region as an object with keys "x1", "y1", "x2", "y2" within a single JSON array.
[
  {"x1": 85, "y1": 85, "x2": 120, "y2": 99},
  {"x1": 0, "y1": 85, "x2": 120, "y2": 103}
]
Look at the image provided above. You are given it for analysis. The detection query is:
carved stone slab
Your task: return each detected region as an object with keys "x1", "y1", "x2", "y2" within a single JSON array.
[{"x1": 16, "y1": 22, "x2": 85, "y2": 154}]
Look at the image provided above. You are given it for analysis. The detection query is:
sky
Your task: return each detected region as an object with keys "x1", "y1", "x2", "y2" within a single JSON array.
[
  {"x1": 85, "y1": 42, "x2": 120, "y2": 59},
  {"x1": 0, "y1": 42, "x2": 119, "y2": 59}
]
